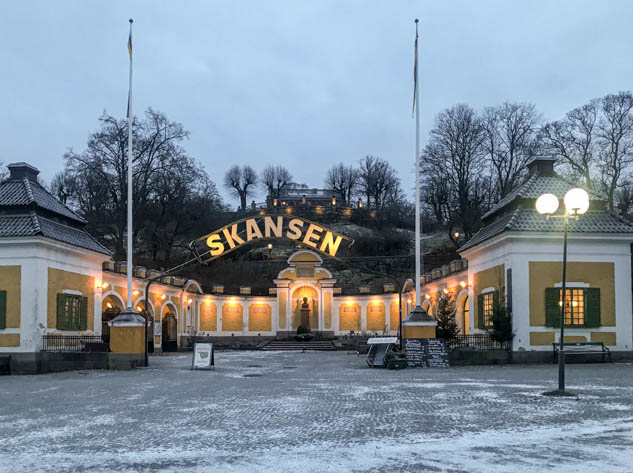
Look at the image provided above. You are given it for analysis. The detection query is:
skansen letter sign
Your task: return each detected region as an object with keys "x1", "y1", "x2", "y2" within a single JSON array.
[{"x1": 192, "y1": 215, "x2": 353, "y2": 263}]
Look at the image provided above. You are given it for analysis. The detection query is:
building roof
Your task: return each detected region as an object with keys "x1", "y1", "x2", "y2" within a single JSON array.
[
  {"x1": 482, "y1": 173, "x2": 604, "y2": 221},
  {"x1": 459, "y1": 158, "x2": 633, "y2": 252},
  {"x1": 459, "y1": 208, "x2": 633, "y2": 251},
  {"x1": 0, "y1": 176, "x2": 86, "y2": 224},
  {"x1": 278, "y1": 188, "x2": 343, "y2": 200},
  {"x1": 0, "y1": 163, "x2": 111, "y2": 256},
  {"x1": 0, "y1": 212, "x2": 110, "y2": 255}
]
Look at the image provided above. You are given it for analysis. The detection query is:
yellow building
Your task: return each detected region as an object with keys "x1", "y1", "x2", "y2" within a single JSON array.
[
  {"x1": 2, "y1": 158, "x2": 633, "y2": 372},
  {"x1": 417, "y1": 157, "x2": 633, "y2": 356},
  {"x1": 0, "y1": 163, "x2": 110, "y2": 371}
]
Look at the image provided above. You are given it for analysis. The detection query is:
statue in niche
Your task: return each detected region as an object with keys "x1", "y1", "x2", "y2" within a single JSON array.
[
  {"x1": 300, "y1": 297, "x2": 310, "y2": 329},
  {"x1": 295, "y1": 296, "x2": 314, "y2": 341}
]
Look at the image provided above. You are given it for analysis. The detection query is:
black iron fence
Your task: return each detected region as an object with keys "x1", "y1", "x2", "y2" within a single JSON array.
[
  {"x1": 444, "y1": 334, "x2": 512, "y2": 351},
  {"x1": 42, "y1": 335, "x2": 108, "y2": 352}
]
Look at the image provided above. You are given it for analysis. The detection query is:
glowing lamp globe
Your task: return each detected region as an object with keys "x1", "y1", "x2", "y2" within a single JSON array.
[
  {"x1": 535, "y1": 193, "x2": 559, "y2": 215},
  {"x1": 564, "y1": 188, "x2": 589, "y2": 215}
]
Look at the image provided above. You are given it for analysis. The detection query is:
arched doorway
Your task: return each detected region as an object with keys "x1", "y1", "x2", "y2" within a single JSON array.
[
  {"x1": 101, "y1": 294, "x2": 123, "y2": 343},
  {"x1": 456, "y1": 293, "x2": 469, "y2": 335},
  {"x1": 291, "y1": 286, "x2": 319, "y2": 330},
  {"x1": 422, "y1": 299, "x2": 432, "y2": 317},
  {"x1": 161, "y1": 303, "x2": 178, "y2": 352},
  {"x1": 135, "y1": 300, "x2": 155, "y2": 353}
]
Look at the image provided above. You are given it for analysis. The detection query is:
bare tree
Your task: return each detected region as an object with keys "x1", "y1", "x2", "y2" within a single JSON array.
[
  {"x1": 482, "y1": 103, "x2": 540, "y2": 198},
  {"x1": 616, "y1": 180, "x2": 633, "y2": 218},
  {"x1": 223, "y1": 165, "x2": 258, "y2": 211},
  {"x1": 325, "y1": 163, "x2": 359, "y2": 204},
  {"x1": 358, "y1": 156, "x2": 401, "y2": 209},
  {"x1": 62, "y1": 108, "x2": 225, "y2": 261},
  {"x1": 49, "y1": 172, "x2": 73, "y2": 204},
  {"x1": 423, "y1": 174, "x2": 450, "y2": 226},
  {"x1": 261, "y1": 165, "x2": 292, "y2": 200},
  {"x1": 539, "y1": 100, "x2": 599, "y2": 188},
  {"x1": 422, "y1": 104, "x2": 488, "y2": 240},
  {"x1": 597, "y1": 91, "x2": 633, "y2": 211}
]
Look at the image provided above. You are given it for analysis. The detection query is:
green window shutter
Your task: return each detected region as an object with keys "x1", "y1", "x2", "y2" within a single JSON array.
[
  {"x1": 545, "y1": 288, "x2": 561, "y2": 327},
  {"x1": 80, "y1": 296, "x2": 88, "y2": 331},
  {"x1": 477, "y1": 294, "x2": 484, "y2": 329},
  {"x1": 0, "y1": 290, "x2": 6, "y2": 329},
  {"x1": 57, "y1": 293, "x2": 68, "y2": 330},
  {"x1": 585, "y1": 288, "x2": 601, "y2": 327},
  {"x1": 490, "y1": 290, "x2": 500, "y2": 327}
]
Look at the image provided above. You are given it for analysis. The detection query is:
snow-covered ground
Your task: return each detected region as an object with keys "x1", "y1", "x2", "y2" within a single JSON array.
[{"x1": 1, "y1": 351, "x2": 632, "y2": 472}]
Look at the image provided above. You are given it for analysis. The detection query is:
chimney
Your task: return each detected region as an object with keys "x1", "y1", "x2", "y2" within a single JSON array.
[
  {"x1": 8, "y1": 162, "x2": 40, "y2": 182},
  {"x1": 527, "y1": 156, "x2": 556, "y2": 177}
]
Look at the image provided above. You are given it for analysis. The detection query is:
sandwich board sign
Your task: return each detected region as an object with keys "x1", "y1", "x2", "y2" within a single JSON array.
[{"x1": 191, "y1": 342, "x2": 214, "y2": 370}]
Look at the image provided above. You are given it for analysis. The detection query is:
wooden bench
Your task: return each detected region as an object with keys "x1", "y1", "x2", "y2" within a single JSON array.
[
  {"x1": 80, "y1": 341, "x2": 109, "y2": 352},
  {"x1": 552, "y1": 342, "x2": 611, "y2": 363}
]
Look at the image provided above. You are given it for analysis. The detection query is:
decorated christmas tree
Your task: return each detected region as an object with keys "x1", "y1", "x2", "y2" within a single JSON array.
[{"x1": 436, "y1": 292, "x2": 459, "y2": 340}]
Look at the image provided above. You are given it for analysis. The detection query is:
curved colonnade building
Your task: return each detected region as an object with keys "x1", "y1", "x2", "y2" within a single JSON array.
[{"x1": 1, "y1": 158, "x2": 633, "y2": 369}]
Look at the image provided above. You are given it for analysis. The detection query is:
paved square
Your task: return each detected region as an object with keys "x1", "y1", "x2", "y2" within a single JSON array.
[{"x1": 1, "y1": 351, "x2": 632, "y2": 472}]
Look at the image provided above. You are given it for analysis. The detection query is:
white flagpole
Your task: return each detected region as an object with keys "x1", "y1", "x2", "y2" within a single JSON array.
[
  {"x1": 126, "y1": 18, "x2": 134, "y2": 308},
  {"x1": 414, "y1": 19, "x2": 422, "y2": 308}
]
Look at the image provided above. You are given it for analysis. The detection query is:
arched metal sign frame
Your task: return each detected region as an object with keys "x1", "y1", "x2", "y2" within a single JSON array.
[{"x1": 190, "y1": 213, "x2": 355, "y2": 264}]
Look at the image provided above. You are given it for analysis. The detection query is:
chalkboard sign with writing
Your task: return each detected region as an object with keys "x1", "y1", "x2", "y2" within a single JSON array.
[{"x1": 405, "y1": 338, "x2": 450, "y2": 368}]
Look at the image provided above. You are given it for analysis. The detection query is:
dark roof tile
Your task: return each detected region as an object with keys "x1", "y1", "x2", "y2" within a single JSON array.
[
  {"x1": 483, "y1": 173, "x2": 604, "y2": 220},
  {"x1": 0, "y1": 177, "x2": 85, "y2": 223},
  {"x1": 0, "y1": 212, "x2": 110, "y2": 255},
  {"x1": 459, "y1": 208, "x2": 633, "y2": 252},
  {"x1": 37, "y1": 216, "x2": 110, "y2": 255},
  {"x1": 0, "y1": 214, "x2": 39, "y2": 237}
]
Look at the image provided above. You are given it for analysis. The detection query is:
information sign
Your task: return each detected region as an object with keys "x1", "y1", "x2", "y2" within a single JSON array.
[
  {"x1": 191, "y1": 342, "x2": 214, "y2": 370},
  {"x1": 405, "y1": 338, "x2": 450, "y2": 368}
]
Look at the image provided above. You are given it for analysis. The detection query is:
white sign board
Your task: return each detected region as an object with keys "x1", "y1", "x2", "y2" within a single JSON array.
[
  {"x1": 367, "y1": 337, "x2": 398, "y2": 345},
  {"x1": 191, "y1": 342, "x2": 214, "y2": 370}
]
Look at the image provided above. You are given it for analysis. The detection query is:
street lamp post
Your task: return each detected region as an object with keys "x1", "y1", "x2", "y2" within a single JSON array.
[{"x1": 535, "y1": 188, "x2": 589, "y2": 394}]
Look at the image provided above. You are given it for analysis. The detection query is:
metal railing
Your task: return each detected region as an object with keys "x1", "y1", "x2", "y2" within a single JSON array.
[
  {"x1": 42, "y1": 335, "x2": 108, "y2": 352},
  {"x1": 444, "y1": 334, "x2": 512, "y2": 351}
]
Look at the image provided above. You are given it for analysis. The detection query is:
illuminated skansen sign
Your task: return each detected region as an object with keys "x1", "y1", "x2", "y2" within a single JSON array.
[{"x1": 192, "y1": 215, "x2": 353, "y2": 262}]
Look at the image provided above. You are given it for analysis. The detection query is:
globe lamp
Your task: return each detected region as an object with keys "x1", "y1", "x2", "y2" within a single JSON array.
[
  {"x1": 535, "y1": 193, "x2": 559, "y2": 215},
  {"x1": 563, "y1": 188, "x2": 589, "y2": 215}
]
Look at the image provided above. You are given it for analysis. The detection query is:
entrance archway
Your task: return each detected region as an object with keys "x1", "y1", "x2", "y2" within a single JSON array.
[
  {"x1": 135, "y1": 299, "x2": 155, "y2": 353},
  {"x1": 422, "y1": 299, "x2": 432, "y2": 317},
  {"x1": 291, "y1": 286, "x2": 319, "y2": 330},
  {"x1": 101, "y1": 294, "x2": 124, "y2": 343},
  {"x1": 456, "y1": 292, "x2": 469, "y2": 335},
  {"x1": 161, "y1": 303, "x2": 178, "y2": 352}
]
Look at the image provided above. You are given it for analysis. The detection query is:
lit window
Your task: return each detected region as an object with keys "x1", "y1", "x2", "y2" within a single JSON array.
[
  {"x1": 561, "y1": 289, "x2": 584, "y2": 326},
  {"x1": 483, "y1": 292, "x2": 494, "y2": 328},
  {"x1": 57, "y1": 293, "x2": 86, "y2": 331}
]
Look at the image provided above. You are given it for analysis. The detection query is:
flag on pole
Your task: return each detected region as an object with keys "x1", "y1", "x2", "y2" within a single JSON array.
[
  {"x1": 127, "y1": 22, "x2": 133, "y2": 117},
  {"x1": 127, "y1": 28, "x2": 133, "y2": 59},
  {"x1": 412, "y1": 21, "x2": 419, "y2": 116},
  {"x1": 126, "y1": 18, "x2": 134, "y2": 310}
]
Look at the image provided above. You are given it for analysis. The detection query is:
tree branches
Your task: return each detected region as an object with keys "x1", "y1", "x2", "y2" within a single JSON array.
[
  {"x1": 223, "y1": 165, "x2": 258, "y2": 211},
  {"x1": 58, "y1": 108, "x2": 226, "y2": 263}
]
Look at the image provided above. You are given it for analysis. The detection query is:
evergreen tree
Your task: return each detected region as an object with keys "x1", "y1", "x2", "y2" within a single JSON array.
[
  {"x1": 488, "y1": 295, "x2": 514, "y2": 343},
  {"x1": 435, "y1": 293, "x2": 459, "y2": 340}
]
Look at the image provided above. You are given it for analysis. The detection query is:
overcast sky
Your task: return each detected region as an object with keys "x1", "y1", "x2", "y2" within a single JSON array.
[{"x1": 2, "y1": 1, "x2": 632, "y2": 205}]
